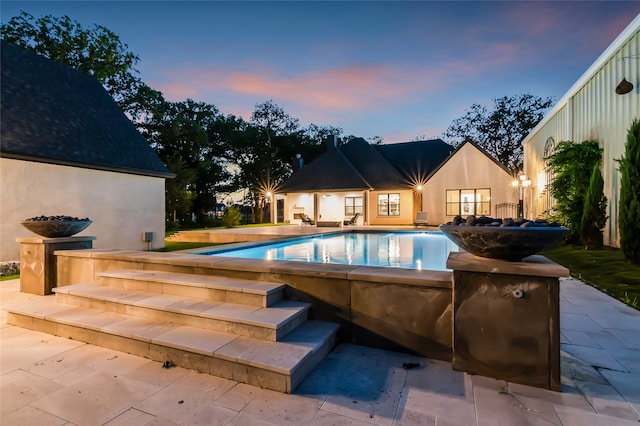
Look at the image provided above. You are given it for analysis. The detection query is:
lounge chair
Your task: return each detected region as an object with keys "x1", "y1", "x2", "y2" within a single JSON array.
[
  {"x1": 343, "y1": 213, "x2": 360, "y2": 226},
  {"x1": 300, "y1": 213, "x2": 315, "y2": 226},
  {"x1": 414, "y1": 211, "x2": 428, "y2": 228}
]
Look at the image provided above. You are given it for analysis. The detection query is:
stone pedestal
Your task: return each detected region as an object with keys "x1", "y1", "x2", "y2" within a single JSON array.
[
  {"x1": 446, "y1": 252, "x2": 569, "y2": 391},
  {"x1": 17, "y1": 236, "x2": 96, "y2": 295}
]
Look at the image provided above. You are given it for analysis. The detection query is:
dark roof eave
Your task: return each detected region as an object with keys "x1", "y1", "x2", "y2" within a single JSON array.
[{"x1": 1, "y1": 153, "x2": 175, "y2": 179}]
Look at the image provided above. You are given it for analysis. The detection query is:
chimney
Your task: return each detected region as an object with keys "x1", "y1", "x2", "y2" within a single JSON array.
[
  {"x1": 293, "y1": 154, "x2": 304, "y2": 171},
  {"x1": 325, "y1": 134, "x2": 337, "y2": 151}
]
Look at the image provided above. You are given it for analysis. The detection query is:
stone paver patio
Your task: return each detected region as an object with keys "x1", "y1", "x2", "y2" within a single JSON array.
[{"x1": 2, "y1": 274, "x2": 639, "y2": 425}]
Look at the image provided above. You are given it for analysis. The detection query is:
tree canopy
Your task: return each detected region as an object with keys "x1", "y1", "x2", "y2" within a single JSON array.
[{"x1": 443, "y1": 93, "x2": 554, "y2": 173}]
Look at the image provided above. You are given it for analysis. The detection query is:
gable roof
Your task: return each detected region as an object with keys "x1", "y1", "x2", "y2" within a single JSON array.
[
  {"x1": 427, "y1": 138, "x2": 512, "y2": 180},
  {"x1": 276, "y1": 144, "x2": 370, "y2": 192},
  {"x1": 340, "y1": 138, "x2": 408, "y2": 189},
  {"x1": 277, "y1": 137, "x2": 454, "y2": 193},
  {"x1": 0, "y1": 41, "x2": 173, "y2": 178},
  {"x1": 374, "y1": 139, "x2": 454, "y2": 183}
]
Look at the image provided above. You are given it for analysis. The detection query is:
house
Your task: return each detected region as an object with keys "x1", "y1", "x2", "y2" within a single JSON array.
[
  {"x1": 522, "y1": 15, "x2": 639, "y2": 247},
  {"x1": 0, "y1": 41, "x2": 174, "y2": 263},
  {"x1": 276, "y1": 136, "x2": 518, "y2": 226}
]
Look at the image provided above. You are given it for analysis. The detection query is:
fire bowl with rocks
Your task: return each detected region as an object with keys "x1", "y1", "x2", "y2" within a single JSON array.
[
  {"x1": 439, "y1": 215, "x2": 568, "y2": 261},
  {"x1": 21, "y1": 215, "x2": 92, "y2": 238}
]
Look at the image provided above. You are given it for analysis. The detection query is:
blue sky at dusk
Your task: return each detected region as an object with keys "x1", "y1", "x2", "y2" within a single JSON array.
[{"x1": 2, "y1": 1, "x2": 639, "y2": 143}]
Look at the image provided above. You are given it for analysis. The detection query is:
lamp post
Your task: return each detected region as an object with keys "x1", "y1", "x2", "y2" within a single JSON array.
[
  {"x1": 416, "y1": 184, "x2": 423, "y2": 211},
  {"x1": 512, "y1": 174, "x2": 532, "y2": 218}
]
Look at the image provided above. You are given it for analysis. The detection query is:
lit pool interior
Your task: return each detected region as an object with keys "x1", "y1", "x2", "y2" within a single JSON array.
[{"x1": 200, "y1": 231, "x2": 459, "y2": 271}]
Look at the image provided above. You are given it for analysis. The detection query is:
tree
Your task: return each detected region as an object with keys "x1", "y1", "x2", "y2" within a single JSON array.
[
  {"x1": 443, "y1": 93, "x2": 554, "y2": 173},
  {"x1": 140, "y1": 99, "x2": 229, "y2": 224},
  {"x1": 546, "y1": 140, "x2": 602, "y2": 242},
  {"x1": 0, "y1": 11, "x2": 151, "y2": 118},
  {"x1": 580, "y1": 161, "x2": 607, "y2": 249},
  {"x1": 618, "y1": 118, "x2": 640, "y2": 264}
]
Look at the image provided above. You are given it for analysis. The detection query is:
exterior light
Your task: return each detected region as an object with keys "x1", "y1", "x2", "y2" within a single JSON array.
[
  {"x1": 616, "y1": 78, "x2": 634, "y2": 95},
  {"x1": 513, "y1": 173, "x2": 531, "y2": 218},
  {"x1": 266, "y1": 191, "x2": 272, "y2": 199},
  {"x1": 416, "y1": 185, "x2": 423, "y2": 191}
]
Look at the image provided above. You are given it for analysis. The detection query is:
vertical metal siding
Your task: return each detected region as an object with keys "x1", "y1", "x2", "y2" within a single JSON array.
[{"x1": 524, "y1": 29, "x2": 639, "y2": 247}]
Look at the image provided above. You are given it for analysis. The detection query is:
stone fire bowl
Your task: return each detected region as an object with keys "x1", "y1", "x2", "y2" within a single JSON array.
[
  {"x1": 21, "y1": 220, "x2": 93, "y2": 238},
  {"x1": 439, "y1": 224, "x2": 569, "y2": 261}
]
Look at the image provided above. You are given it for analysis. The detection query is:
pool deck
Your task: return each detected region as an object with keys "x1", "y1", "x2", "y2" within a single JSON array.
[
  {"x1": 166, "y1": 224, "x2": 441, "y2": 244},
  {"x1": 2, "y1": 273, "x2": 639, "y2": 425}
]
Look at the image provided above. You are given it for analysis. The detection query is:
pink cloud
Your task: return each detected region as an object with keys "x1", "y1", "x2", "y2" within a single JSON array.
[{"x1": 153, "y1": 62, "x2": 453, "y2": 115}]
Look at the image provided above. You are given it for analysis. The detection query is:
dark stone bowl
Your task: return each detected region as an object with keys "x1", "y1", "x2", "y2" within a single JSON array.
[
  {"x1": 439, "y1": 224, "x2": 569, "y2": 261},
  {"x1": 21, "y1": 220, "x2": 93, "y2": 238}
]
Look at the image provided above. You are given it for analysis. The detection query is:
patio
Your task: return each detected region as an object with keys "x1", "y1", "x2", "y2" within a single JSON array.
[{"x1": 2, "y1": 275, "x2": 639, "y2": 425}]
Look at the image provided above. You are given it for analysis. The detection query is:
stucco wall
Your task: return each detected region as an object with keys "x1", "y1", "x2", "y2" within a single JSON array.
[
  {"x1": 523, "y1": 24, "x2": 639, "y2": 247},
  {"x1": 0, "y1": 158, "x2": 166, "y2": 262},
  {"x1": 368, "y1": 190, "x2": 414, "y2": 226},
  {"x1": 424, "y1": 143, "x2": 518, "y2": 226}
]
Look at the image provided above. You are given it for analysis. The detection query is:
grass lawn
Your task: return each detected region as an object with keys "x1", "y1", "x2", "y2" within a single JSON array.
[
  {"x1": 155, "y1": 241, "x2": 224, "y2": 252},
  {"x1": 0, "y1": 274, "x2": 19, "y2": 281},
  {"x1": 542, "y1": 244, "x2": 640, "y2": 309}
]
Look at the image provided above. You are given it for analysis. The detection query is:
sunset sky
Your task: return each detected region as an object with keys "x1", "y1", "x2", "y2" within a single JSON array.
[{"x1": 2, "y1": 1, "x2": 639, "y2": 143}]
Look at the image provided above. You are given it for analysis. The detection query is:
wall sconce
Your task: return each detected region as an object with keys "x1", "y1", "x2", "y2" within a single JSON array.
[{"x1": 616, "y1": 78, "x2": 634, "y2": 95}]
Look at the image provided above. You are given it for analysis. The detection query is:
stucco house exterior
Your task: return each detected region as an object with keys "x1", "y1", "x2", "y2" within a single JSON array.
[
  {"x1": 276, "y1": 136, "x2": 518, "y2": 226},
  {"x1": 522, "y1": 15, "x2": 639, "y2": 247},
  {"x1": 0, "y1": 41, "x2": 174, "y2": 263}
]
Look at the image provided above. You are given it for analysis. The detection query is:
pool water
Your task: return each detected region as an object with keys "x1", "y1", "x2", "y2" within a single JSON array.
[{"x1": 201, "y1": 232, "x2": 459, "y2": 271}]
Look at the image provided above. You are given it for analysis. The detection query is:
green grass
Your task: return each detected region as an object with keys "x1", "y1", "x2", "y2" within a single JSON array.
[
  {"x1": 0, "y1": 273, "x2": 19, "y2": 281},
  {"x1": 154, "y1": 241, "x2": 224, "y2": 252},
  {"x1": 542, "y1": 244, "x2": 640, "y2": 309}
]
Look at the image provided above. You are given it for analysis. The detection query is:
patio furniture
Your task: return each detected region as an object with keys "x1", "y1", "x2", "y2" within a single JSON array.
[
  {"x1": 343, "y1": 213, "x2": 360, "y2": 226},
  {"x1": 414, "y1": 211, "x2": 428, "y2": 228},
  {"x1": 300, "y1": 213, "x2": 315, "y2": 226}
]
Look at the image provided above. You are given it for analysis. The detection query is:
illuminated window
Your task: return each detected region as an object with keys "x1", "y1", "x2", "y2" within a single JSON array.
[
  {"x1": 345, "y1": 197, "x2": 363, "y2": 216},
  {"x1": 446, "y1": 189, "x2": 491, "y2": 216},
  {"x1": 377, "y1": 193, "x2": 400, "y2": 216}
]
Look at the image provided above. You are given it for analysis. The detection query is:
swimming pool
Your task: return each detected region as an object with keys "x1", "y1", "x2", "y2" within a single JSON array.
[{"x1": 200, "y1": 231, "x2": 459, "y2": 271}]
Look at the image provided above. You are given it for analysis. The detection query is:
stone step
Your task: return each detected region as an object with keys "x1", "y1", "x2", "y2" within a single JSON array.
[
  {"x1": 5, "y1": 297, "x2": 339, "y2": 393},
  {"x1": 98, "y1": 269, "x2": 284, "y2": 307},
  {"x1": 53, "y1": 282, "x2": 309, "y2": 341}
]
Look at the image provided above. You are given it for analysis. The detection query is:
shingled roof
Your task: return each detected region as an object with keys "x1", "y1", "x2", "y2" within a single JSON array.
[
  {"x1": 0, "y1": 41, "x2": 173, "y2": 178},
  {"x1": 375, "y1": 139, "x2": 454, "y2": 183},
  {"x1": 277, "y1": 137, "x2": 454, "y2": 193}
]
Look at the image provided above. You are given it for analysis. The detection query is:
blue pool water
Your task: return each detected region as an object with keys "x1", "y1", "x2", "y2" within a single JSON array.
[{"x1": 200, "y1": 232, "x2": 459, "y2": 271}]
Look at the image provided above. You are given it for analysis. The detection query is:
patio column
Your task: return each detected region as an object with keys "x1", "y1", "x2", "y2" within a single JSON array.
[{"x1": 363, "y1": 190, "x2": 369, "y2": 225}]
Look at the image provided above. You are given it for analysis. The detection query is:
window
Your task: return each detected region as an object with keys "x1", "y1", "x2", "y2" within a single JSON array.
[
  {"x1": 543, "y1": 137, "x2": 556, "y2": 214},
  {"x1": 378, "y1": 193, "x2": 400, "y2": 216},
  {"x1": 345, "y1": 197, "x2": 363, "y2": 216},
  {"x1": 446, "y1": 189, "x2": 491, "y2": 216}
]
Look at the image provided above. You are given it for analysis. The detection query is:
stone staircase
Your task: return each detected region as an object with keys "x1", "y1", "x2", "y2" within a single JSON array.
[{"x1": 5, "y1": 269, "x2": 339, "y2": 393}]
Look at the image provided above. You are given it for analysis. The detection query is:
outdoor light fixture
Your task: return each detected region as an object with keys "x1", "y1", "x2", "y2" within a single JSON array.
[
  {"x1": 512, "y1": 173, "x2": 531, "y2": 218},
  {"x1": 416, "y1": 184, "x2": 424, "y2": 210},
  {"x1": 616, "y1": 77, "x2": 634, "y2": 95}
]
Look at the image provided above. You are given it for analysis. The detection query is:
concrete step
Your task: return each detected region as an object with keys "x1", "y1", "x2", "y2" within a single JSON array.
[
  {"x1": 5, "y1": 297, "x2": 339, "y2": 393},
  {"x1": 98, "y1": 269, "x2": 284, "y2": 307},
  {"x1": 53, "y1": 282, "x2": 309, "y2": 341}
]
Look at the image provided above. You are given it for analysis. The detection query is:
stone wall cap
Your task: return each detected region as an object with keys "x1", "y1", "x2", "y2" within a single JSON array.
[
  {"x1": 17, "y1": 236, "x2": 97, "y2": 244},
  {"x1": 446, "y1": 252, "x2": 570, "y2": 277}
]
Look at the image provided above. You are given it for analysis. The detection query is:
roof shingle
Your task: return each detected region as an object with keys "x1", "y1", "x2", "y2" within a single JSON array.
[{"x1": 0, "y1": 41, "x2": 173, "y2": 178}]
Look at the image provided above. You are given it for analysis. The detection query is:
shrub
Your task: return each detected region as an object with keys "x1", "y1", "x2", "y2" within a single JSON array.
[
  {"x1": 221, "y1": 206, "x2": 241, "y2": 228},
  {"x1": 580, "y1": 161, "x2": 607, "y2": 249},
  {"x1": 546, "y1": 140, "x2": 602, "y2": 242},
  {"x1": 618, "y1": 118, "x2": 640, "y2": 264}
]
